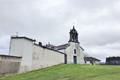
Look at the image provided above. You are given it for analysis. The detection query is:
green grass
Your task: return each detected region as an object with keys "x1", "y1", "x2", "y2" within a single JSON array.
[{"x1": 0, "y1": 64, "x2": 120, "y2": 80}]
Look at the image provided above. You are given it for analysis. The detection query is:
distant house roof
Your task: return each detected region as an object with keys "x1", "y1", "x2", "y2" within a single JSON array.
[
  {"x1": 11, "y1": 36, "x2": 36, "y2": 42},
  {"x1": 84, "y1": 57, "x2": 101, "y2": 61}
]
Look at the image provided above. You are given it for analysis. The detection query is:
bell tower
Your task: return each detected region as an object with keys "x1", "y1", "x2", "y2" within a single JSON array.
[
  {"x1": 69, "y1": 26, "x2": 79, "y2": 43},
  {"x1": 65, "y1": 26, "x2": 85, "y2": 64}
]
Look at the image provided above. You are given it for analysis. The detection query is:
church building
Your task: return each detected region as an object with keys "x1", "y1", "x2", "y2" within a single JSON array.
[
  {"x1": 47, "y1": 26, "x2": 85, "y2": 64},
  {"x1": 0, "y1": 26, "x2": 100, "y2": 74}
]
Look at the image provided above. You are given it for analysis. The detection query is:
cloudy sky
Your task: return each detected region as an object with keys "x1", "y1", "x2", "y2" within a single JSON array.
[{"x1": 0, "y1": 0, "x2": 120, "y2": 62}]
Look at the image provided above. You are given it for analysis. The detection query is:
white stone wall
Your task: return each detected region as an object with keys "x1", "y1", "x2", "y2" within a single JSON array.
[
  {"x1": 32, "y1": 45, "x2": 64, "y2": 70},
  {"x1": 0, "y1": 55, "x2": 21, "y2": 74},
  {"x1": 65, "y1": 42, "x2": 85, "y2": 64},
  {"x1": 9, "y1": 38, "x2": 33, "y2": 72},
  {"x1": 10, "y1": 37, "x2": 64, "y2": 73}
]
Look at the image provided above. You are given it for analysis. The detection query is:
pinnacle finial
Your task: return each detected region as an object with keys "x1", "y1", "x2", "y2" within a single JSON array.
[{"x1": 72, "y1": 25, "x2": 76, "y2": 31}]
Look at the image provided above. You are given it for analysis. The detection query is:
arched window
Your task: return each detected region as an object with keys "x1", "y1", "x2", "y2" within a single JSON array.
[{"x1": 74, "y1": 49, "x2": 76, "y2": 54}]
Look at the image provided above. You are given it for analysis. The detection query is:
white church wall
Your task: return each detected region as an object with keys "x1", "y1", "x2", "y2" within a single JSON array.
[
  {"x1": 9, "y1": 37, "x2": 65, "y2": 73},
  {"x1": 65, "y1": 42, "x2": 85, "y2": 64},
  {"x1": 44, "y1": 49, "x2": 64, "y2": 65},
  {"x1": 32, "y1": 45, "x2": 43, "y2": 69},
  {"x1": 9, "y1": 37, "x2": 33, "y2": 73},
  {"x1": 32, "y1": 45, "x2": 64, "y2": 70},
  {"x1": 9, "y1": 39, "x2": 25, "y2": 57}
]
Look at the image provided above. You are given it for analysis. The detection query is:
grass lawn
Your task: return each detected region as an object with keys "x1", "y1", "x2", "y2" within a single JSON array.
[{"x1": 0, "y1": 64, "x2": 120, "y2": 80}]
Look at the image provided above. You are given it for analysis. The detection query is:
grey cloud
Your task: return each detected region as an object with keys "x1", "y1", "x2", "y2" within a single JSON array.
[
  {"x1": 85, "y1": 45, "x2": 120, "y2": 62},
  {"x1": 69, "y1": 0, "x2": 116, "y2": 10},
  {"x1": 0, "y1": 35, "x2": 10, "y2": 53},
  {"x1": 80, "y1": 26, "x2": 120, "y2": 46}
]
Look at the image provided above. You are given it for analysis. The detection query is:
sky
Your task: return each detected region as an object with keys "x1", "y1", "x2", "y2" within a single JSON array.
[{"x1": 0, "y1": 0, "x2": 120, "y2": 62}]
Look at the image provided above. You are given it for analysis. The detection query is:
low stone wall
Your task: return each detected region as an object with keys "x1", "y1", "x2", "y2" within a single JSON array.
[{"x1": 0, "y1": 55, "x2": 22, "y2": 75}]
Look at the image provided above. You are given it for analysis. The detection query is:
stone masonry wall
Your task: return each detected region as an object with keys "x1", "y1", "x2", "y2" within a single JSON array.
[{"x1": 0, "y1": 55, "x2": 21, "y2": 75}]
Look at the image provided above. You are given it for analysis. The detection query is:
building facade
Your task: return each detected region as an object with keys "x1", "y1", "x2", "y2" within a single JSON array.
[
  {"x1": 55, "y1": 27, "x2": 85, "y2": 64},
  {"x1": 106, "y1": 57, "x2": 120, "y2": 65},
  {"x1": 0, "y1": 26, "x2": 100, "y2": 74},
  {"x1": 9, "y1": 27, "x2": 86, "y2": 73},
  {"x1": 9, "y1": 37, "x2": 64, "y2": 73}
]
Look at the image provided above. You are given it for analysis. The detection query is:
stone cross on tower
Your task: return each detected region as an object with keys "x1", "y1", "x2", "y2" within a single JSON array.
[{"x1": 69, "y1": 26, "x2": 79, "y2": 43}]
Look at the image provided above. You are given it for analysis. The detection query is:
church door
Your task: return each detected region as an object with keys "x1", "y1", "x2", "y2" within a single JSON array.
[{"x1": 73, "y1": 56, "x2": 77, "y2": 64}]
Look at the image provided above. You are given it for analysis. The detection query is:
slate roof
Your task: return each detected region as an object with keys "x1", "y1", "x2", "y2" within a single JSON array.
[
  {"x1": 84, "y1": 57, "x2": 101, "y2": 61},
  {"x1": 55, "y1": 44, "x2": 69, "y2": 50}
]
